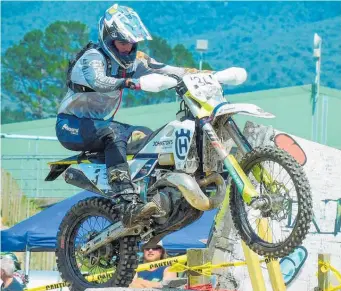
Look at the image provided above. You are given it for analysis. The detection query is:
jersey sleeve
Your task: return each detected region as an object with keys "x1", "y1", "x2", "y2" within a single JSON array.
[{"x1": 81, "y1": 49, "x2": 126, "y2": 92}]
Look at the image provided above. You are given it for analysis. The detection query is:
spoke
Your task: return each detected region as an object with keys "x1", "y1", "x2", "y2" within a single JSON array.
[
  {"x1": 77, "y1": 259, "x2": 86, "y2": 269},
  {"x1": 72, "y1": 215, "x2": 113, "y2": 285},
  {"x1": 266, "y1": 160, "x2": 271, "y2": 175},
  {"x1": 256, "y1": 219, "x2": 261, "y2": 234},
  {"x1": 279, "y1": 221, "x2": 285, "y2": 243},
  {"x1": 249, "y1": 213, "x2": 260, "y2": 221},
  {"x1": 77, "y1": 258, "x2": 86, "y2": 268},
  {"x1": 77, "y1": 232, "x2": 88, "y2": 245},
  {"x1": 98, "y1": 265, "x2": 107, "y2": 283},
  {"x1": 102, "y1": 218, "x2": 110, "y2": 229},
  {"x1": 98, "y1": 265, "x2": 106, "y2": 280},
  {"x1": 76, "y1": 230, "x2": 87, "y2": 244},
  {"x1": 271, "y1": 159, "x2": 275, "y2": 177},
  {"x1": 93, "y1": 217, "x2": 98, "y2": 230},
  {"x1": 242, "y1": 158, "x2": 301, "y2": 252},
  {"x1": 80, "y1": 223, "x2": 91, "y2": 234},
  {"x1": 249, "y1": 217, "x2": 259, "y2": 227},
  {"x1": 87, "y1": 217, "x2": 94, "y2": 231},
  {"x1": 101, "y1": 217, "x2": 106, "y2": 229},
  {"x1": 287, "y1": 184, "x2": 296, "y2": 195},
  {"x1": 282, "y1": 173, "x2": 292, "y2": 188},
  {"x1": 76, "y1": 228, "x2": 84, "y2": 239},
  {"x1": 260, "y1": 163, "x2": 264, "y2": 195},
  {"x1": 88, "y1": 264, "x2": 97, "y2": 276},
  {"x1": 84, "y1": 259, "x2": 91, "y2": 269},
  {"x1": 263, "y1": 219, "x2": 270, "y2": 242},
  {"x1": 270, "y1": 218, "x2": 276, "y2": 243},
  {"x1": 95, "y1": 217, "x2": 103, "y2": 230},
  {"x1": 247, "y1": 208, "x2": 260, "y2": 219},
  {"x1": 94, "y1": 265, "x2": 101, "y2": 276},
  {"x1": 95, "y1": 266, "x2": 102, "y2": 283},
  {"x1": 272, "y1": 165, "x2": 284, "y2": 185}
]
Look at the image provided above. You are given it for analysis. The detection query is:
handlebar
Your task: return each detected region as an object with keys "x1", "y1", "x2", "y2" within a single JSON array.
[{"x1": 139, "y1": 67, "x2": 247, "y2": 93}]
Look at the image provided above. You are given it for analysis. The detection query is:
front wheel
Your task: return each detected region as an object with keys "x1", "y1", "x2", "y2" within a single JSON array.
[
  {"x1": 56, "y1": 197, "x2": 139, "y2": 291},
  {"x1": 230, "y1": 146, "x2": 313, "y2": 258}
]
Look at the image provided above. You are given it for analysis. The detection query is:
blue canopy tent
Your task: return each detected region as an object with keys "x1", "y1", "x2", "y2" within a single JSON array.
[{"x1": 1, "y1": 191, "x2": 217, "y2": 253}]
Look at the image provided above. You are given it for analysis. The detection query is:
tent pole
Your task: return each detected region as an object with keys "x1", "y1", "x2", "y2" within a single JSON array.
[{"x1": 25, "y1": 246, "x2": 31, "y2": 280}]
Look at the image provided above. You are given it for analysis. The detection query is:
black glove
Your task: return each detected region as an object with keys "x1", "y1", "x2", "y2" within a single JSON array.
[{"x1": 124, "y1": 78, "x2": 141, "y2": 90}]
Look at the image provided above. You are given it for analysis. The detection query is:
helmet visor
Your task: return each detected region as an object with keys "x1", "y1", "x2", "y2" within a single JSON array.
[{"x1": 104, "y1": 7, "x2": 152, "y2": 43}]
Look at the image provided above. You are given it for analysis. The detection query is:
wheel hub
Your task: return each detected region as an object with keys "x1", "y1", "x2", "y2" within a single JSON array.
[
  {"x1": 84, "y1": 232, "x2": 117, "y2": 268},
  {"x1": 251, "y1": 192, "x2": 288, "y2": 221}
]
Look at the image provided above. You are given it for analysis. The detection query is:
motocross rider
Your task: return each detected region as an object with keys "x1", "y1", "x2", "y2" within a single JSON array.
[{"x1": 56, "y1": 4, "x2": 199, "y2": 227}]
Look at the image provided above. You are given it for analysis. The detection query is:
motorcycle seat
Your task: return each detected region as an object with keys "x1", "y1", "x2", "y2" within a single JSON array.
[{"x1": 45, "y1": 125, "x2": 166, "y2": 181}]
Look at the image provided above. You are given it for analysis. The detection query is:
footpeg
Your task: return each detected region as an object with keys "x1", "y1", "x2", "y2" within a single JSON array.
[{"x1": 122, "y1": 201, "x2": 160, "y2": 227}]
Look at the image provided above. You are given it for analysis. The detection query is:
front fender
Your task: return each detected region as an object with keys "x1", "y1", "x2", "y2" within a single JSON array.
[{"x1": 211, "y1": 102, "x2": 275, "y2": 120}]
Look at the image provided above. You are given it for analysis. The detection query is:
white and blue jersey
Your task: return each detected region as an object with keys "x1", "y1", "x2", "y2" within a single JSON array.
[{"x1": 58, "y1": 48, "x2": 188, "y2": 120}]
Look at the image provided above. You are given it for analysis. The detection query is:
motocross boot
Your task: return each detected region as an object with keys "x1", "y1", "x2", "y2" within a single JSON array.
[{"x1": 107, "y1": 163, "x2": 160, "y2": 228}]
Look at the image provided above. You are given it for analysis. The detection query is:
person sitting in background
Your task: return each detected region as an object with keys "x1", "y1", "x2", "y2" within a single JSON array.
[
  {"x1": 0, "y1": 257, "x2": 24, "y2": 291},
  {"x1": 0, "y1": 253, "x2": 26, "y2": 288},
  {"x1": 129, "y1": 241, "x2": 177, "y2": 288}
]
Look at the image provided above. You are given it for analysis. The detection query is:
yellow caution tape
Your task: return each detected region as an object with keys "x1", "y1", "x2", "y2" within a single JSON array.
[
  {"x1": 24, "y1": 255, "x2": 187, "y2": 291},
  {"x1": 328, "y1": 285, "x2": 341, "y2": 291},
  {"x1": 24, "y1": 255, "x2": 266, "y2": 291},
  {"x1": 136, "y1": 255, "x2": 187, "y2": 272},
  {"x1": 24, "y1": 282, "x2": 70, "y2": 291},
  {"x1": 24, "y1": 270, "x2": 115, "y2": 291},
  {"x1": 317, "y1": 260, "x2": 341, "y2": 291},
  {"x1": 168, "y1": 259, "x2": 266, "y2": 276}
]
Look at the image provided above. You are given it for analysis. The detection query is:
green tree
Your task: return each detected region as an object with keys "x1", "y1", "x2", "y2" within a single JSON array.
[
  {"x1": 172, "y1": 44, "x2": 197, "y2": 68},
  {"x1": 202, "y1": 61, "x2": 213, "y2": 71},
  {"x1": 147, "y1": 35, "x2": 173, "y2": 64},
  {"x1": 2, "y1": 26, "x2": 215, "y2": 120},
  {"x1": 2, "y1": 21, "x2": 89, "y2": 121}
]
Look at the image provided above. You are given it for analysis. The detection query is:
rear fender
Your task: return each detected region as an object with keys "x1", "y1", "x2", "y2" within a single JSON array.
[{"x1": 45, "y1": 164, "x2": 70, "y2": 181}]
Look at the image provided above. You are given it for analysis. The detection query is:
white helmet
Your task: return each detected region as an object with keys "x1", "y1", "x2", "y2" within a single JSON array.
[{"x1": 98, "y1": 4, "x2": 152, "y2": 68}]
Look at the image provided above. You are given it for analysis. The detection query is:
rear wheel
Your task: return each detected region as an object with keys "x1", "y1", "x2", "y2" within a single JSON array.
[
  {"x1": 56, "y1": 197, "x2": 139, "y2": 291},
  {"x1": 230, "y1": 146, "x2": 313, "y2": 258}
]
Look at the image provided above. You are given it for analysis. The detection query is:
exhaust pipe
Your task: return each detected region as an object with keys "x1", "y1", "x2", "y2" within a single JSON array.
[
  {"x1": 148, "y1": 172, "x2": 226, "y2": 211},
  {"x1": 197, "y1": 173, "x2": 227, "y2": 209}
]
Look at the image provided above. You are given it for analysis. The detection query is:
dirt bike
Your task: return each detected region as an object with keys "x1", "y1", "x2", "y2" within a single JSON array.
[{"x1": 45, "y1": 67, "x2": 313, "y2": 291}]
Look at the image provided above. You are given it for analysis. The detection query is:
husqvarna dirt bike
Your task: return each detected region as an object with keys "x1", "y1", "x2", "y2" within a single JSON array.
[{"x1": 46, "y1": 68, "x2": 312, "y2": 290}]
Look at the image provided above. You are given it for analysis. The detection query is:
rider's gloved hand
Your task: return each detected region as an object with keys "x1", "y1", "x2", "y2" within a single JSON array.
[{"x1": 124, "y1": 78, "x2": 141, "y2": 90}]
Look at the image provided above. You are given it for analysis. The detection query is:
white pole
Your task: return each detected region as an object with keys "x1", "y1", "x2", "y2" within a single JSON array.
[
  {"x1": 1, "y1": 133, "x2": 58, "y2": 141},
  {"x1": 25, "y1": 246, "x2": 31, "y2": 280},
  {"x1": 312, "y1": 99, "x2": 319, "y2": 142},
  {"x1": 312, "y1": 33, "x2": 322, "y2": 142},
  {"x1": 199, "y1": 51, "x2": 203, "y2": 71},
  {"x1": 196, "y1": 39, "x2": 208, "y2": 71}
]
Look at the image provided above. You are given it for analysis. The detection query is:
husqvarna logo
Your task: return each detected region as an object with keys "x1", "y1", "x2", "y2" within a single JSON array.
[{"x1": 175, "y1": 129, "x2": 191, "y2": 160}]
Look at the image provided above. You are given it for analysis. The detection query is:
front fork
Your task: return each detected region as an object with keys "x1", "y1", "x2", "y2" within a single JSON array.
[
  {"x1": 225, "y1": 118, "x2": 285, "y2": 195},
  {"x1": 202, "y1": 121, "x2": 259, "y2": 204}
]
